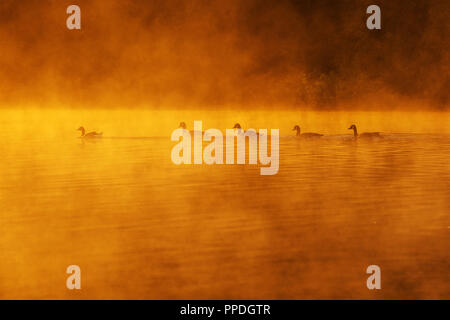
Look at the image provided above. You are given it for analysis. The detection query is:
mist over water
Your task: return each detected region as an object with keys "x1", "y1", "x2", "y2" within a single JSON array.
[
  {"x1": 0, "y1": 0, "x2": 449, "y2": 110},
  {"x1": 1, "y1": 0, "x2": 449, "y2": 301},
  {"x1": 0, "y1": 109, "x2": 449, "y2": 299}
]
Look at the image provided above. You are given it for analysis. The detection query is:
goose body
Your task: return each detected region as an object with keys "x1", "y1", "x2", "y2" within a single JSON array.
[
  {"x1": 77, "y1": 126, "x2": 103, "y2": 138},
  {"x1": 348, "y1": 124, "x2": 381, "y2": 139},
  {"x1": 292, "y1": 125, "x2": 323, "y2": 138}
]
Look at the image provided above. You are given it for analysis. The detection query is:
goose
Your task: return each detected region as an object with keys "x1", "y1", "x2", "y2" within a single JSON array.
[
  {"x1": 292, "y1": 125, "x2": 323, "y2": 138},
  {"x1": 348, "y1": 124, "x2": 381, "y2": 139},
  {"x1": 77, "y1": 126, "x2": 102, "y2": 138},
  {"x1": 179, "y1": 122, "x2": 206, "y2": 135},
  {"x1": 233, "y1": 123, "x2": 261, "y2": 136}
]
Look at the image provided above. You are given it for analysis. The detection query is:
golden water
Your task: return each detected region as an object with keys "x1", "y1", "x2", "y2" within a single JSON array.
[{"x1": 0, "y1": 109, "x2": 449, "y2": 299}]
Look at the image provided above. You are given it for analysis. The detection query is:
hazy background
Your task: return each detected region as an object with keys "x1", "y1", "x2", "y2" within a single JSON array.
[
  {"x1": 0, "y1": 0, "x2": 449, "y2": 110},
  {"x1": 1, "y1": 1, "x2": 449, "y2": 299}
]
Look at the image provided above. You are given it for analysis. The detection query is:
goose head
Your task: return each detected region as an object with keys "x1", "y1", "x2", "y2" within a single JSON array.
[
  {"x1": 233, "y1": 123, "x2": 242, "y2": 129},
  {"x1": 348, "y1": 124, "x2": 358, "y2": 137},
  {"x1": 179, "y1": 122, "x2": 187, "y2": 129},
  {"x1": 292, "y1": 125, "x2": 300, "y2": 135}
]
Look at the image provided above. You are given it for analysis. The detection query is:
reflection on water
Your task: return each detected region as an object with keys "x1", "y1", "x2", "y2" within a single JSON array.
[{"x1": 0, "y1": 109, "x2": 449, "y2": 299}]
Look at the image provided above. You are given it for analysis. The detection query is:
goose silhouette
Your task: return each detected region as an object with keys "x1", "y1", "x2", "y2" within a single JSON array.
[
  {"x1": 292, "y1": 125, "x2": 323, "y2": 138},
  {"x1": 233, "y1": 123, "x2": 261, "y2": 136},
  {"x1": 77, "y1": 127, "x2": 102, "y2": 138},
  {"x1": 179, "y1": 122, "x2": 206, "y2": 135},
  {"x1": 348, "y1": 124, "x2": 381, "y2": 139}
]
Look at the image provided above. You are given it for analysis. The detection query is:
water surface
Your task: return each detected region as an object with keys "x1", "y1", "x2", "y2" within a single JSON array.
[{"x1": 0, "y1": 109, "x2": 449, "y2": 299}]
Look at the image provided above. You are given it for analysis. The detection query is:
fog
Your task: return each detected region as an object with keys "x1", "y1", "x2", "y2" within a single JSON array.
[{"x1": 0, "y1": 0, "x2": 448, "y2": 110}]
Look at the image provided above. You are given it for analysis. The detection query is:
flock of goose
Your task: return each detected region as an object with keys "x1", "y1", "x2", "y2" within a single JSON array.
[
  {"x1": 292, "y1": 124, "x2": 380, "y2": 139},
  {"x1": 77, "y1": 123, "x2": 382, "y2": 139}
]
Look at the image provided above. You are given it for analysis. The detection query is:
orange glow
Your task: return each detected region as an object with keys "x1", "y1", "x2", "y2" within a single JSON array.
[{"x1": 0, "y1": 1, "x2": 449, "y2": 300}]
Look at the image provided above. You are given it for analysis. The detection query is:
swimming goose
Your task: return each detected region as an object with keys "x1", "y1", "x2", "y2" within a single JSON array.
[
  {"x1": 292, "y1": 125, "x2": 323, "y2": 138},
  {"x1": 179, "y1": 122, "x2": 206, "y2": 135},
  {"x1": 77, "y1": 126, "x2": 102, "y2": 138},
  {"x1": 348, "y1": 124, "x2": 381, "y2": 139},
  {"x1": 233, "y1": 123, "x2": 261, "y2": 136}
]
